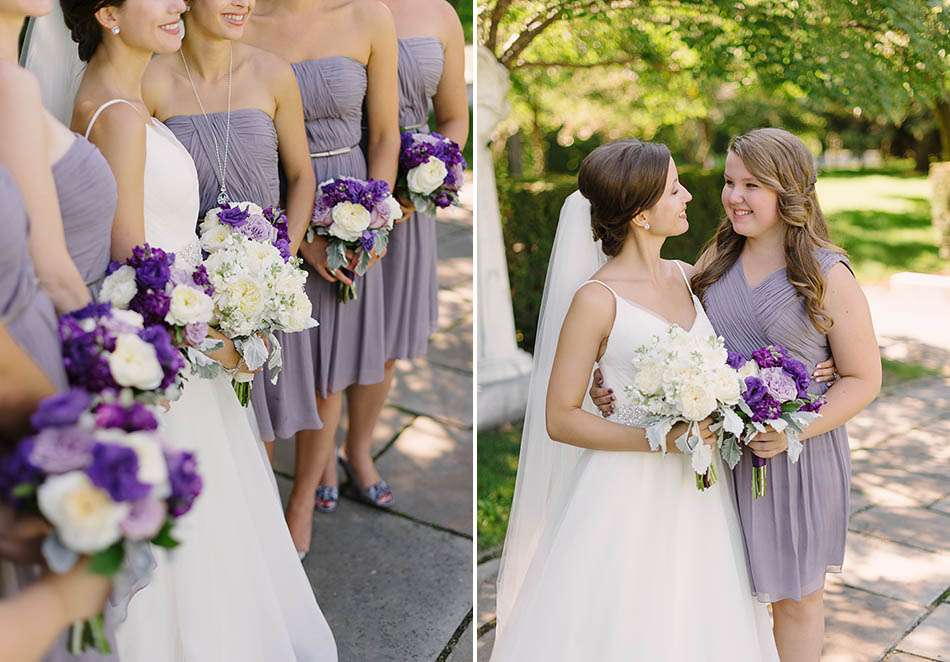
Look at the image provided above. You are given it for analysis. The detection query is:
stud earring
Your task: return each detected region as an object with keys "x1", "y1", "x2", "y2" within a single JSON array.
[
  {"x1": 644, "y1": 223, "x2": 650, "y2": 230},
  {"x1": 111, "y1": 25, "x2": 121, "y2": 34}
]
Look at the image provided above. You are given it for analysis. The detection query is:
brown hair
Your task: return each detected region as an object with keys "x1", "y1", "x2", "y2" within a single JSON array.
[
  {"x1": 61, "y1": 0, "x2": 127, "y2": 62},
  {"x1": 691, "y1": 128, "x2": 845, "y2": 333},
  {"x1": 577, "y1": 139, "x2": 671, "y2": 257}
]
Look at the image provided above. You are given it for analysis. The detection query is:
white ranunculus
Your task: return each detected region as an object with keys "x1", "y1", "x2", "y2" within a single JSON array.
[
  {"x1": 329, "y1": 202, "x2": 372, "y2": 242},
  {"x1": 678, "y1": 383, "x2": 717, "y2": 421},
  {"x1": 99, "y1": 265, "x2": 137, "y2": 308},
  {"x1": 407, "y1": 156, "x2": 448, "y2": 195},
  {"x1": 38, "y1": 472, "x2": 128, "y2": 553},
  {"x1": 230, "y1": 276, "x2": 266, "y2": 322},
  {"x1": 737, "y1": 360, "x2": 760, "y2": 380},
  {"x1": 711, "y1": 366, "x2": 742, "y2": 405},
  {"x1": 109, "y1": 334, "x2": 164, "y2": 390},
  {"x1": 633, "y1": 362, "x2": 664, "y2": 395},
  {"x1": 380, "y1": 195, "x2": 402, "y2": 230},
  {"x1": 200, "y1": 223, "x2": 233, "y2": 252},
  {"x1": 243, "y1": 239, "x2": 282, "y2": 274},
  {"x1": 166, "y1": 285, "x2": 214, "y2": 326},
  {"x1": 280, "y1": 293, "x2": 316, "y2": 332}
]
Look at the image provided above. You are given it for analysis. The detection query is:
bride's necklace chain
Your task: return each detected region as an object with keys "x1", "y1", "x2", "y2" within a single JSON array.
[{"x1": 181, "y1": 45, "x2": 233, "y2": 205}]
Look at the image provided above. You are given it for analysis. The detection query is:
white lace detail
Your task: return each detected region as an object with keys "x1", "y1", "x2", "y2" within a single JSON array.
[
  {"x1": 174, "y1": 239, "x2": 203, "y2": 269},
  {"x1": 608, "y1": 403, "x2": 653, "y2": 428}
]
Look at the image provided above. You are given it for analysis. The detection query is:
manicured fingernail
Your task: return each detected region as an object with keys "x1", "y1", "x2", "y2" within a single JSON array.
[{"x1": 608, "y1": 389, "x2": 613, "y2": 394}]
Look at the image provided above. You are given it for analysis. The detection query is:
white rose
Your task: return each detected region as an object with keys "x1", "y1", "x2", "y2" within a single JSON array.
[
  {"x1": 99, "y1": 265, "x2": 137, "y2": 308},
  {"x1": 381, "y1": 195, "x2": 402, "y2": 230},
  {"x1": 697, "y1": 336, "x2": 728, "y2": 369},
  {"x1": 280, "y1": 293, "x2": 316, "y2": 332},
  {"x1": 738, "y1": 361, "x2": 760, "y2": 380},
  {"x1": 111, "y1": 308, "x2": 145, "y2": 330},
  {"x1": 109, "y1": 333, "x2": 164, "y2": 390},
  {"x1": 633, "y1": 363, "x2": 664, "y2": 395},
  {"x1": 200, "y1": 223, "x2": 233, "y2": 252},
  {"x1": 237, "y1": 201, "x2": 264, "y2": 217},
  {"x1": 166, "y1": 285, "x2": 214, "y2": 326},
  {"x1": 38, "y1": 472, "x2": 129, "y2": 553},
  {"x1": 123, "y1": 432, "x2": 171, "y2": 497},
  {"x1": 243, "y1": 240, "x2": 282, "y2": 275},
  {"x1": 710, "y1": 366, "x2": 742, "y2": 405},
  {"x1": 230, "y1": 275, "x2": 266, "y2": 322},
  {"x1": 407, "y1": 156, "x2": 448, "y2": 195},
  {"x1": 329, "y1": 202, "x2": 372, "y2": 242},
  {"x1": 678, "y1": 383, "x2": 717, "y2": 421}
]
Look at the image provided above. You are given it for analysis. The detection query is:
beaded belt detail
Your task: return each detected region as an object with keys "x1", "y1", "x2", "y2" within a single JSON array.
[{"x1": 310, "y1": 145, "x2": 356, "y2": 158}]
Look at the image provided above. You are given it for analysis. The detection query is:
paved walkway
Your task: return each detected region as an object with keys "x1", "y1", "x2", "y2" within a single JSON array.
[
  {"x1": 273, "y1": 182, "x2": 473, "y2": 662},
  {"x1": 477, "y1": 279, "x2": 950, "y2": 661}
]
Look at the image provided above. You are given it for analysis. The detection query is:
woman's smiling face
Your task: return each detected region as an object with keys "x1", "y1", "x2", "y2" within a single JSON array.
[{"x1": 721, "y1": 150, "x2": 780, "y2": 239}]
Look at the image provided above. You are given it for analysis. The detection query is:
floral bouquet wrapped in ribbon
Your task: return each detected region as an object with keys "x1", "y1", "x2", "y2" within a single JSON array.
[
  {"x1": 0, "y1": 389, "x2": 202, "y2": 654},
  {"x1": 625, "y1": 327, "x2": 746, "y2": 490},
  {"x1": 396, "y1": 131, "x2": 466, "y2": 216},
  {"x1": 720, "y1": 345, "x2": 824, "y2": 498},
  {"x1": 200, "y1": 224, "x2": 317, "y2": 405},
  {"x1": 308, "y1": 176, "x2": 401, "y2": 303},
  {"x1": 60, "y1": 302, "x2": 186, "y2": 404},
  {"x1": 199, "y1": 201, "x2": 293, "y2": 262},
  {"x1": 98, "y1": 244, "x2": 217, "y2": 375}
]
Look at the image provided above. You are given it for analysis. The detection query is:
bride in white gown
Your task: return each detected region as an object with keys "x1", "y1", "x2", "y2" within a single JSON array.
[
  {"x1": 491, "y1": 141, "x2": 778, "y2": 661},
  {"x1": 24, "y1": 3, "x2": 336, "y2": 660}
]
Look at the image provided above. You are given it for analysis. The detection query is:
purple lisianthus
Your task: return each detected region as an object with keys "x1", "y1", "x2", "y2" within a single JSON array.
[
  {"x1": 130, "y1": 289, "x2": 171, "y2": 327},
  {"x1": 27, "y1": 426, "x2": 96, "y2": 473},
  {"x1": 120, "y1": 498, "x2": 166, "y2": 540},
  {"x1": 165, "y1": 449, "x2": 202, "y2": 517},
  {"x1": 86, "y1": 443, "x2": 150, "y2": 502},
  {"x1": 781, "y1": 356, "x2": 811, "y2": 399},
  {"x1": 94, "y1": 402, "x2": 158, "y2": 433},
  {"x1": 30, "y1": 389, "x2": 93, "y2": 430},
  {"x1": 217, "y1": 204, "x2": 250, "y2": 227},
  {"x1": 359, "y1": 230, "x2": 375, "y2": 253},
  {"x1": 742, "y1": 376, "x2": 782, "y2": 422},
  {"x1": 60, "y1": 309, "x2": 118, "y2": 394},
  {"x1": 139, "y1": 325, "x2": 184, "y2": 389},
  {"x1": 133, "y1": 256, "x2": 172, "y2": 292},
  {"x1": 759, "y1": 367, "x2": 799, "y2": 403},
  {"x1": 726, "y1": 351, "x2": 747, "y2": 370}
]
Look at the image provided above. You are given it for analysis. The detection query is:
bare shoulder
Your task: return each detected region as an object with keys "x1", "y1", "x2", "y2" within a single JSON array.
[
  {"x1": 824, "y1": 261, "x2": 860, "y2": 295},
  {"x1": 242, "y1": 43, "x2": 295, "y2": 87},
  {"x1": 672, "y1": 259, "x2": 696, "y2": 278},
  {"x1": 353, "y1": 0, "x2": 395, "y2": 31},
  {"x1": 427, "y1": 0, "x2": 464, "y2": 34},
  {"x1": 572, "y1": 280, "x2": 616, "y2": 314},
  {"x1": 85, "y1": 101, "x2": 148, "y2": 145}
]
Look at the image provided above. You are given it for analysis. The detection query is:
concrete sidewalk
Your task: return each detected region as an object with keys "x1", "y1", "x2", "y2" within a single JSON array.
[{"x1": 274, "y1": 184, "x2": 473, "y2": 662}]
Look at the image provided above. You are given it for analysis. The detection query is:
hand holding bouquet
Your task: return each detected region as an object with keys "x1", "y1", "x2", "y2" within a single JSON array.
[
  {"x1": 625, "y1": 327, "x2": 746, "y2": 490},
  {"x1": 308, "y1": 177, "x2": 401, "y2": 302},
  {"x1": 719, "y1": 345, "x2": 824, "y2": 498},
  {"x1": 396, "y1": 131, "x2": 466, "y2": 216},
  {"x1": 0, "y1": 390, "x2": 202, "y2": 653}
]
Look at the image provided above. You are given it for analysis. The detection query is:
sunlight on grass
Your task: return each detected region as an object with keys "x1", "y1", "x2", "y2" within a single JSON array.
[
  {"x1": 816, "y1": 173, "x2": 944, "y2": 283},
  {"x1": 477, "y1": 425, "x2": 522, "y2": 551}
]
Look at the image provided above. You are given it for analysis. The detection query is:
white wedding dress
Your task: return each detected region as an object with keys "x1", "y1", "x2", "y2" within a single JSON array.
[
  {"x1": 491, "y1": 194, "x2": 778, "y2": 661},
  {"x1": 84, "y1": 101, "x2": 337, "y2": 662}
]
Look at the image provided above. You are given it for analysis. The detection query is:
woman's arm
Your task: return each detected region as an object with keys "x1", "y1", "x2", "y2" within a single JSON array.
[
  {"x1": 270, "y1": 56, "x2": 316, "y2": 254},
  {"x1": 362, "y1": 2, "x2": 400, "y2": 189},
  {"x1": 85, "y1": 103, "x2": 149, "y2": 261},
  {"x1": 0, "y1": 326, "x2": 56, "y2": 439},
  {"x1": 546, "y1": 284, "x2": 691, "y2": 452},
  {"x1": 0, "y1": 65, "x2": 90, "y2": 313},
  {"x1": 431, "y1": 0, "x2": 468, "y2": 149}
]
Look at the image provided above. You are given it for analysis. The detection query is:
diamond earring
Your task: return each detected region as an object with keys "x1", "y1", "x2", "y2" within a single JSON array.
[
  {"x1": 643, "y1": 223, "x2": 651, "y2": 230},
  {"x1": 111, "y1": 25, "x2": 120, "y2": 35}
]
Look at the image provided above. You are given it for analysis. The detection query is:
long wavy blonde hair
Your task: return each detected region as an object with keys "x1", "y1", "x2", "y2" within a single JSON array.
[{"x1": 691, "y1": 128, "x2": 845, "y2": 334}]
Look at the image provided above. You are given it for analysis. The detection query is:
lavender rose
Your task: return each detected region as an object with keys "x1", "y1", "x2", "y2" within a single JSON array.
[
  {"x1": 759, "y1": 367, "x2": 799, "y2": 403},
  {"x1": 30, "y1": 389, "x2": 92, "y2": 430},
  {"x1": 28, "y1": 427, "x2": 96, "y2": 473}
]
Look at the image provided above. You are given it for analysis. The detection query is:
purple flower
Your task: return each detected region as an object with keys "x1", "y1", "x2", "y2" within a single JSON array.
[
  {"x1": 0, "y1": 439, "x2": 41, "y2": 506},
  {"x1": 759, "y1": 367, "x2": 799, "y2": 403},
  {"x1": 130, "y1": 289, "x2": 171, "y2": 327},
  {"x1": 105, "y1": 260, "x2": 122, "y2": 276},
  {"x1": 139, "y1": 326, "x2": 184, "y2": 389},
  {"x1": 217, "y1": 205, "x2": 250, "y2": 227},
  {"x1": 120, "y1": 498, "x2": 166, "y2": 540},
  {"x1": 800, "y1": 397, "x2": 824, "y2": 413},
  {"x1": 237, "y1": 214, "x2": 278, "y2": 244},
  {"x1": 134, "y1": 257, "x2": 171, "y2": 292},
  {"x1": 726, "y1": 351, "x2": 747, "y2": 370},
  {"x1": 781, "y1": 356, "x2": 811, "y2": 399},
  {"x1": 274, "y1": 238, "x2": 291, "y2": 262},
  {"x1": 742, "y1": 376, "x2": 782, "y2": 422},
  {"x1": 30, "y1": 390, "x2": 92, "y2": 430},
  {"x1": 86, "y1": 442, "x2": 150, "y2": 502},
  {"x1": 184, "y1": 322, "x2": 209, "y2": 346},
  {"x1": 165, "y1": 449, "x2": 202, "y2": 517},
  {"x1": 94, "y1": 402, "x2": 159, "y2": 433},
  {"x1": 751, "y1": 345, "x2": 788, "y2": 369},
  {"x1": 27, "y1": 427, "x2": 96, "y2": 473},
  {"x1": 191, "y1": 265, "x2": 214, "y2": 298},
  {"x1": 359, "y1": 230, "x2": 376, "y2": 253}
]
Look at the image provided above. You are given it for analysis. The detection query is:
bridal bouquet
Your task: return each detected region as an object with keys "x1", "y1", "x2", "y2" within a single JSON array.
[
  {"x1": 308, "y1": 176, "x2": 401, "y2": 303},
  {"x1": 200, "y1": 214, "x2": 317, "y2": 405},
  {"x1": 0, "y1": 389, "x2": 202, "y2": 654},
  {"x1": 625, "y1": 327, "x2": 746, "y2": 490},
  {"x1": 396, "y1": 131, "x2": 466, "y2": 216},
  {"x1": 720, "y1": 346, "x2": 824, "y2": 498},
  {"x1": 60, "y1": 302, "x2": 186, "y2": 404},
  {"x1": 98, "y1": 244, "x2": 217, "y2": 374}
]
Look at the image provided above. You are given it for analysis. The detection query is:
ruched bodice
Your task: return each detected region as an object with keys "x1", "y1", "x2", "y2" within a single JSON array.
[
  {"x1": 397, "y1": 37, "x2": 444, "y2": 129},
  {"x1": 292, "y1": 57, "x2": 367, "y2": 155},
  {"x1": 0, "y1": 165, "x2": 36, "y2": 324},
  {"x1": 165, "y1": 109, "x2": 279, "y2": 217},
  {"x1": 53, "y1": 136, "x2": 117, "y2": 287}
]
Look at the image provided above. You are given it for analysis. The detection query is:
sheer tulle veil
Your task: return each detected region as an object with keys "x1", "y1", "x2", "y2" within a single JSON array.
[
  {"x1": 19, "y1": 5, "x2": 85, "y2": 125},
  {"x1": 493, "y1": 190, "x2": 607, "y2": 632}
]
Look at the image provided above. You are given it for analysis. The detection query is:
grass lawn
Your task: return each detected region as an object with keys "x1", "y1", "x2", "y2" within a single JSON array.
[{"x1": 817, "y1": 170, "x2": 946, "y2": 283}]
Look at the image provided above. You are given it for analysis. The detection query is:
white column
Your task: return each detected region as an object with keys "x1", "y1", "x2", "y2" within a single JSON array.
[{"x1": 476, "y1": 46, "x2": 533, "y2": 429}]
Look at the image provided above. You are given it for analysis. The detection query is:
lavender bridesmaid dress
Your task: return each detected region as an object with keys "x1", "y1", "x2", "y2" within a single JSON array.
[
  {"x1": 292, "y1": 57, "x2": 386, "y2": 397},
  {"x1": 703, "y1": 248, "x2": 853, "y2": 603},
  {"x1": 0, "y1": 165, "x2": 67, "y2": 391},
  {"x1": 166, "y1": 109, "x2": 322, "y2": 440},
  {"x1": 52, "y1": 135, "x2": 117, "y2": 291},
  {"x1": 381, "y1": 37, "x2": 444, "y2": 360}
]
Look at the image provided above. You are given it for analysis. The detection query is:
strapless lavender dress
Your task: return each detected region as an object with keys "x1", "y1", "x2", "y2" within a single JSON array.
[
  {"x1": 292, "y1": 57, "x2": 385, "y2": 396},
  {"x1": 703, "y1": 248, "x2": 853, "y2": 603},
  {"x1": 166, "y1": 109, "x2": 322, "y2": 440},
  {"x1": 381, "y1": 37, "x2": 445, "y2": 360}
]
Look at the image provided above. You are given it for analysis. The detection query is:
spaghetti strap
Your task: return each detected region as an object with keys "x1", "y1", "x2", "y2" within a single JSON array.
[
  {"x1": 673, "y1": 261, "x2": 694, "y2": 296},
  {"x1": 84, "y1": 99, "x2": 145, "y2": 139},
  {"x1": 581, "y1": 279, "x2": 620, "y2": 300}
]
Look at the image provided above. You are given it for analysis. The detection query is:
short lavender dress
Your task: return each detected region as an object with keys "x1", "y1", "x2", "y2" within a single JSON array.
[
  {"x1": 381, "y1": 37, "x2": 445, "y2": 360},
  {"x1": 53, "y1": 135, "x2": 117, "y2": 291},
  {"x1": 703, "y1": 248, "x2": 853, "y2": 603},
  {"x1": 166, "y1": 110, "x2": 322, "y2": 440},
  {"x1": 292, "y1": 57, "x2": 386, "y2": 397}
]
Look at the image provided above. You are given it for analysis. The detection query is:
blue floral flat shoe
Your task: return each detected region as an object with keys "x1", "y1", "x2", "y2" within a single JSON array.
[
  {"x1": 314, "y1": 485, "x2": 339, "y2": 513},
  {"x1": 337, "y1": 454, "x2": 395, "y2": 509}
]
